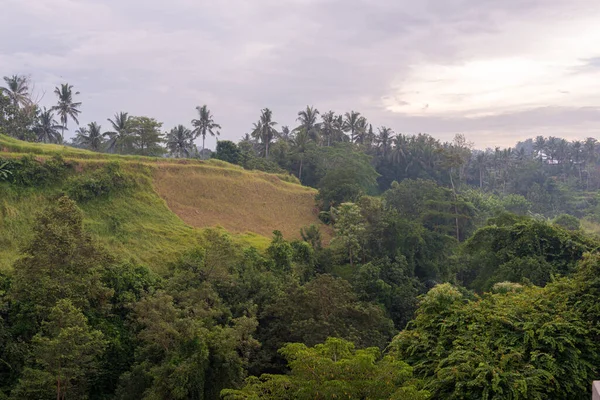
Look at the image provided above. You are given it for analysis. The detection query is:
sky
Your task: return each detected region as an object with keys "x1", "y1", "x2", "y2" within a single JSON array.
[{"x1": 1, "y1": 0, "x2": 599, "y2": 149}]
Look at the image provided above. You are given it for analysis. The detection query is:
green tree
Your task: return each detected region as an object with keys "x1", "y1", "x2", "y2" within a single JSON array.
[
  {"x1": 461, "y1": 216, "x2": 593, "y2": 290},
  {"x1": 266, "y1": 231, "x2": 293, "y2": 273},
  {"x1": 391, "y1": 282, "x2": 597, "y2": 399},
  {"x1": 166, "y1": 125, "x2": 194, "y2": 158},
  {"x1": 251, "y1": 108, "x2": 278, "y2": 159},
  {"x1": 11, "y1": 299, "x2": 107, "y2": 400},
  {"x1": 213, "y1": 140, "x2": 242, "y2": 165},
  {"x1": 332, "y1": 202, "x2": 366, "y2": 267},
  {"x1": 290, "y1": 130, "x2": 313, "y2": 181},
  {"x1": 129, "y1": 116, "x2": 164, "y2": 156},
  {"x1": 51, "y1": 83, "x2": 81, "y2": 141},
  {"x1": 9, "y1": 197, "x2": 114, "y2": 329},
  {"x1": 192, "y1": 105, "x2": 221, "y2": 154},
  {"x1": 34, "y1": 108, "x2": 62, "y2": 144},
  {"x1": 75, "y1": 122, "x2": 104, "y2": 151},
  {"x1": 295, "y1": 106, "x2": 320, "y2": 142},
  {"x1": 222, "y1": 338, "x2": 429, "y2": 400},
  {"x1": 0, "y1": 75, "x2": 31, "y2": 108},
  {"x1": 104, "y1": 112, "x2": 132, "y2": 154},
  {"x1": 343, "y1": 110, "x2": 364, "y2": 143}
]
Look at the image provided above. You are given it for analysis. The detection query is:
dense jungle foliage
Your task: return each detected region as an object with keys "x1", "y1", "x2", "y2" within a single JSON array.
[{"x1": 2, "y1": 76, "x2": 600, "y2": 399}]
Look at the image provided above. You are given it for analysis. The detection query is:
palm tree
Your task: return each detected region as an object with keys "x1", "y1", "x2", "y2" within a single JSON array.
[
  {"x1": 474, "y1": 151, "x2": 488, "y2": 188},
  {"x1": 34, "y1": 108, "x2": 62, "y2": 144},
  {"x1": 295, "y1": 106, "x2": 320, "y2": 142},
  {"x1": 191, "y1": 105, "x2": 221, "y2": 155},
  {"x1": 291, "y1": 130, "x2": 311, "y2": 181},
  {"x1": 321, "y1": 111, "x2": 336, "y2": 147},
  {"x1": 166, "y1": 125, "x2": 194, "y2": 158},
  {"x1": 278, "y1": 126, "x2": 292, "y2": 142},
  {"x1": 376, "y1": 126, "x2": 393, "y2": 158},
  {"x1": 533, "y1": 135, "x2": 546, "y2": 157},
  {"x1": 251, "y1": 108, "x2": 278, "y2": 158},
  {"x1": 105, "y1": 112, "x2": 131, "y2": 154},
  {"x1": 52, "y1": 83, "x2": 81, "y2": 141},
  {"x1": 1, "y1": 75, "x2": 31, "y2": 108},
  {"x1": 75, "y1": 122, "x2": 104, "y2": 151},
  {"x1": 343, "y1": 111, "x2": 363, "y2": 143}
]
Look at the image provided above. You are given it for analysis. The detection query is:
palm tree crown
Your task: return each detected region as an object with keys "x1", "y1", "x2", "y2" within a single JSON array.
[
  {"x1": 52, "y1": 83, "x2": 82, "y2": 141},
  {"x1": 343, "y1": 111, "x2": 365, "y2": 143},
  {"x1": 166, "y1": 125, "x2": 194, "y2": 158},
  {"x1": 295, "y1": 106, "x2": 320, "y2": 141},
  {"x1": 376, "y1": 126, "x2": 393, "y2": 157},
  {"x1": 34, "y1": 108, "x2": 62, "y2": 144},
  {"x1": 191, "y1": 105, "x2": 221, "y2": 154},
  {"x1": 76, "y1": 122, "x2": 104, "y2": 151},
  {"x1": 105, "y1": 112, "x2": 131, "y2": 153},
  {"x1": 1, "y1": 75, "x2": 31, "y2": 108},
  {"x1": 251, "y1": 108, "x2": 278, "y2": 158}
]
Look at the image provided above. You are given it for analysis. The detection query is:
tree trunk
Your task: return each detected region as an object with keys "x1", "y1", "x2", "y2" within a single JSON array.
[
  {"x1": 479, "y1": 168, "x2": 483, "y2": 188},
  {"x1": 298, "y1": 157, "x2": 303, "y2": 181},
  {"x1": 265, "y1": 140, "x2": 269, "y2": 159},
  {"x1": 449, "y1": 170, "x2": 460, "y2": 242}
]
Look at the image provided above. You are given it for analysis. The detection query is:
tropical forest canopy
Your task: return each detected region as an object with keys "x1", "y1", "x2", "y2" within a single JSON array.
[{"x1": 1, "y1": 74, "x2": 600, "y2": 399}]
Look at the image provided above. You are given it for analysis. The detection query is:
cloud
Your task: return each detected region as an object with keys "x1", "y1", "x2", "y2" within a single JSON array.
[{"x1": 0, "y1": 0, "x2": 599, "y2": 148}]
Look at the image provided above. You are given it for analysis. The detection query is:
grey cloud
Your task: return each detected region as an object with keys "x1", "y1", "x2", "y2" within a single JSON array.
[{"x1": 0, "y1": 0, "x2": 598, "y2": 149}]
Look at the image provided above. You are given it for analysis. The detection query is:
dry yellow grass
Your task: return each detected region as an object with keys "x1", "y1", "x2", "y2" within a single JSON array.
[{"x1": 153, "y1": 165, "x2": 329, "y2": 240}]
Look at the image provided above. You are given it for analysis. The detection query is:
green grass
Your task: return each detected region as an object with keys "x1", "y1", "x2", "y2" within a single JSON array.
[{"x1": 0, "y1": 135, "x2": 325, "y2": 273}]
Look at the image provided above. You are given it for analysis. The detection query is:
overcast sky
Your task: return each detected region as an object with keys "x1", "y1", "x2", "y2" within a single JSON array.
[{"x1": 1, "y1": 0, "x2": 599, "y2": 149}]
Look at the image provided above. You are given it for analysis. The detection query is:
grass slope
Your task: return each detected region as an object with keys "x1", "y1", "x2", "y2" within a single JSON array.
[{"x1": 0, "y1": 135, "x2": 327, "y2": 272}]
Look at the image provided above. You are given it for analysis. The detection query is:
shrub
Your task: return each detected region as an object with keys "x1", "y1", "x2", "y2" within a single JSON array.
[
  {"x1": 65, "y1": 162, "x2": 134, "y2": 202},
  {"x1": 4, "y1": 155, "x2": 70, "y2": 187}
]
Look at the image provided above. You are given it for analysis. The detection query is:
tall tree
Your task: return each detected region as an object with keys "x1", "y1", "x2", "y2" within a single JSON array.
[
  {"x1": 52, "y1": 83, "x2": 81, "y2": 141},
  {"x1": 0, "y1": 74, "x2": 31, "y2": 108},
  {"x1": 76, "y1": 122, "x2": 104, "y2": 151},
  {"x1": 291, "y1": 130, "x2": 312, "y2": 181},
  {"x1": 376, "y1": 126, "x2": 393, "y2": 158},
  {"x1": 320, "y1": 111, "x2": 337, "y2": 147},
  {"x1": 166, "y1": 124, "x2": 194, "y2": 158},
  {"x1": 343, "y1": 110, "x2": 363, "y2": 143},
  {"x1": 295, "y1": 106, "x2": 320, "y2": 142},
  {"x1": 34, "y1": 108, "x2": 62, "y2": 144},
  {"x1": 129, "y1": 116, "x2": 164, "y2": 156},
  {"x1": 332, "y1": 202, "x2": 366, "y2": 267},
  {"x1": 11, "y1": 299, "x2": 107, "y2": 400},
  {"x1": 191, "y1": 105, "x2": 221, "y2": 155},
  {"x1": 251, "y1": 108, "x2": 278, "y2": 159},
  {"x1": 105, "y1": 112, "x2": 131, "y2": 154}
]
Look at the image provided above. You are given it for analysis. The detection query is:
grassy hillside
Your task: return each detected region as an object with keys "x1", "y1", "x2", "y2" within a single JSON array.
[{"x1": 0, "y1": 135, "x2": 327, "y2": 272}]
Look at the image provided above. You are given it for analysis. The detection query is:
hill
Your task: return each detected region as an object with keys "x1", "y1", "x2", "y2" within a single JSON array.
[{"x1": 0, "y1": 135, "x2": 327, "y2": 272}]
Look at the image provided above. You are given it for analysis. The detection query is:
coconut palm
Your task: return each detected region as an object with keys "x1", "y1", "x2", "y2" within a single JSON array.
[
  {"x1": 251, "y1": 108, "x2": 278, "y2": 158},
  {"x1": 343, "y1": 111, "x2": 365, "y2": 143},
  {"x1": 0, "y1": 75, "x2": 31, "y2": 108},
  {"x1": 166, "y1": 125, "x2": 194, "y2": 158},
  {"x1": 320, "y1": 111, "x2": 337, "y2": 147},
  {"x1": 191, "y1": 105, "x2": 221, "y2": 155},
  {"x1": 34, "y1": 108, "x2": 63, "y2": 144},
  {"x1": 76, "y1": 122, "x2": 104, "y2": 151},
  {"x1": 52, "y1": 83, "x2": 81, "y2": 141},
  {"x1": 291, "y1": 130, "x2": 312, "y2": 181},
  {"x1": 295, "y1": 106, "x2": 320, "y2": 142},
  {"x1": 376, "y1": 126, "x2": 393, "y2": 158},
  {"x1": 104, "y1": 112, "x2": 131, "y2": 154}
]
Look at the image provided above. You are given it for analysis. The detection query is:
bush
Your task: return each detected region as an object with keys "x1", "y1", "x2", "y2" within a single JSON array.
[
  {"x1": 65, "y1": 162, "x2": 134, "y2": 202},
  {"x1": 553, "y1": 214, "x2": 580, "y2": 231},
  {"x1": 3, "y1": 155, "x2": 70, "y2": 187}
]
